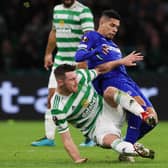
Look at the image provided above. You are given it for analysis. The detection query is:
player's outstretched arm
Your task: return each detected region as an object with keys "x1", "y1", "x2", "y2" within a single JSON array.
[
  {"x1": 60, "y1": 131, "x2": 88, "y2": 163},
  {"x1": 95, "y1": 52, "x2": 143, "y2": 75},
  {"x1": 121, "y1": 51, "x2": 144, "y2": 66}
]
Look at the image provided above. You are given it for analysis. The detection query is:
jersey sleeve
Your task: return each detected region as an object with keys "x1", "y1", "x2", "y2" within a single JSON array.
[
  {"x1": 52, "y1": 6, "x2": 56, "y2": 31},
  {"x1": 76, "y1": 69, "x2": 98, "y2": 83},
  {"x1": 78, "y1": 32, "x2": 94, "y2": 50},
  {"x1": 75, "y1": 32, "x2": 100, "y2": 62},
  {"x1": 80, "y1": 7, "x2": 94, "y2": 32}
]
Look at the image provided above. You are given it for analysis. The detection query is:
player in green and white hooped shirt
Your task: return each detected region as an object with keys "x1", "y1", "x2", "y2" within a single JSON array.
[
  {"x1": 52, "y1": 0, "x2": 94, "y2": 67},
  {"x1": 51, "y1": 62, "x2": 154, "y2": 163},
  {"x1": 31, "y1": 0, "x2": 94, "y2": 147}
]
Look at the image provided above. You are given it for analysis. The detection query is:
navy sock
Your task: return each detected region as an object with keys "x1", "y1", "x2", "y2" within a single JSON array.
[{"x1": 125, "y1": 113, "x2": 142, "y2": 144}]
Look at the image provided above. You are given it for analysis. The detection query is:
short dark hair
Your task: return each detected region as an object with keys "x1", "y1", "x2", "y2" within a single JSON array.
[
  {"x1": 101, "y1": 9, "x2": 121, "y2": 20},
  {"x1": 54, "y1": 64, "x2": 76, "y2": 79}
]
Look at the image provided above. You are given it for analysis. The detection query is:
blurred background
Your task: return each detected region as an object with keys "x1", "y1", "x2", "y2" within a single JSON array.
[{"x1": 0, "y1": 0, "x2": 168, "y2": 120}]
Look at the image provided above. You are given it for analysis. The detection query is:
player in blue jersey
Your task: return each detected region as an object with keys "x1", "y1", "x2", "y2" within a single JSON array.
[{"x1": 75, "y1": 9, "x2": 158, "y2": 162}]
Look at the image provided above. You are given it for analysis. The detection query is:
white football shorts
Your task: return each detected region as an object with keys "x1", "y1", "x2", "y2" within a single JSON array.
[
  {"x1": 90, "y1": 100, "x2": 126, "y2": 146},
  {"x1": 48, "y1": 68, "x2": 57, "y2": 89}
]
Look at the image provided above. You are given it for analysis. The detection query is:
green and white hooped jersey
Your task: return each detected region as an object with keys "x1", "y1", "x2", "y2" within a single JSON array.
[
  {"x1": 51, "y1": 69, "x2": 103, "y2": 136},
  {"x1": 52, "y1": 1, "x2": 94, "y2": 67}
]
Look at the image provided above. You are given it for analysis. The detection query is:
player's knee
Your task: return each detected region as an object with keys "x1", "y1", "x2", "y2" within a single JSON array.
[
  {"x1": 103, "y1": 87, "x2": 118, "y2": 99},
  {"x1": 102, "y1": 134, "x2": 119, "y2": 148}
]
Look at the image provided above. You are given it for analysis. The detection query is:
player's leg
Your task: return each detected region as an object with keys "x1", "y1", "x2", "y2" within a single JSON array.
[
  {"x1": 31, "y1": 90, "x2": 56, "y2": 146},
  {"x1": 122, "y1": 85, "x2": 150, "y2": 144},
  {"x1": 92, "y1": 107, "x2": 154, "y2": 159},
  {"x1": 137, "y1": 107, "x2": 158, "y2": 140},
  {"x1": 93, "y1": 77, "x2": 140, "y2": 158},
  {"x1": 132, "y1": 85, "x2": 158, "y2": 140},
  {"x1": 31, "y1": 70, "x2": 56, "y2": 146},
  {"x1": 134, "y1": 83, "x2": 158, "y2": 123},
  {"x1": 105, "y1": 134, "x2": 154, "y2": 159},
  {"x1": 101, "y1": 79, "x2": 151, "y2": 147},
  {"x1": 124, "y1": 82, "x2": 158, "y2": 143},
  {"x1": 92, "y1": 106, "x2": 137, "y2": 156},
  {"x1": 103, "y1": 86, "x2": 153, "y2": 123},
  {"x1": 103, "y1": 87, "x2": 146, "y2": 144}
]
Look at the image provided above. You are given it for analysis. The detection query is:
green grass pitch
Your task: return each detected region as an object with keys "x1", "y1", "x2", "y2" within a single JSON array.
[{"x1": 0, "y1": 121, "x2": 168, "y2": 168}]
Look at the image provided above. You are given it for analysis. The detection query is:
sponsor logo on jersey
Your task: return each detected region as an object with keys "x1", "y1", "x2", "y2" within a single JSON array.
[
  {"x1": 82, "y1": 97, "x2": 97, "y2": 118},
  {"x1": 68, "y1": 15, "x2": 73, "y2": 20},
  {"x1": 108, "y1": 46, "x2": 121, "y2": 53},
  {"x1": 56, "y1": 27, "x2": 71, "y2": 33}
]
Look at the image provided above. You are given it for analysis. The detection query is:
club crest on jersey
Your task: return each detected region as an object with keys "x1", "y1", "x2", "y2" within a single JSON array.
[
  {"x1": 82, "y1": 36, "x2": 88, "y2": 42},
  {"x1": 59, "y1": 20, "x2": 65, "y2": 27},
  {"x1": 81, "y1": 99, "x2": 89, "y2": 108}
]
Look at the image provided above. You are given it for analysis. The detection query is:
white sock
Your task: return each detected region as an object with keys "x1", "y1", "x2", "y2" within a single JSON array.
[
  {"x1": 45, "y1": 109, "x2": 56, "y2": 140},
  {"x1": 111, "y1": 139, "x2": 137, "y2": 156},
  {"x1": 114, "y1": 90, "x2": 144, "y2": 117}
]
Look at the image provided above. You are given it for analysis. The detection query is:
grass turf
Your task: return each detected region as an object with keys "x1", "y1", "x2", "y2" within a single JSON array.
[{"x1": 0, "y1": 121, "x2": 167, "y2": 168}]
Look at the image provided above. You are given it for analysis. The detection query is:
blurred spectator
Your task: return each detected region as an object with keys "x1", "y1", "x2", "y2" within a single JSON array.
[
  {"x1": 1, "y1": 39, "x2": 14, "y2": 73},
  {"x1": 0, "y1": 0, "x2": 167, "y2": 73}
]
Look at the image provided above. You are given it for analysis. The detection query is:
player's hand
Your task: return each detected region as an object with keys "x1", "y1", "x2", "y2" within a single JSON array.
[
  {"x1": 74, "y1": 158, "x2": 88, "y2": 164},
  {"x1": 76, "y1": 62, "x2": 88, "y2": 69},
  {"x1": 44, "y1": 54, "x2": 53, "y2": 70},
  {"x1": 121, "y1": 51, "x2": 144, "y2": 66},
  {"x1": 96, "y1": 44, "x2": 110, "y2": 55},
  {"x1": 101, "y1": 44, "x2": 110, "y2": 55}
]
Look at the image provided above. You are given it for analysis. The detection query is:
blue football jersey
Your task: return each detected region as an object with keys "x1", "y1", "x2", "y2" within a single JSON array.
[{"x1": 75, "y1": 31, "x2": 128, "y2": 78}]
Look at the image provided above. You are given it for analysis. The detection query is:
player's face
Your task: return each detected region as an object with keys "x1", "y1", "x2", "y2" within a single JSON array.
[
  {"x1": 100, "y1": 18, "x2": 120, "y2": 39},
  {"x1": 62, "y1": 0, "x2": 75, "y2": 7},
  {"x1": 64, "y1": 71, "x2": 78, "y2": 93}
]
